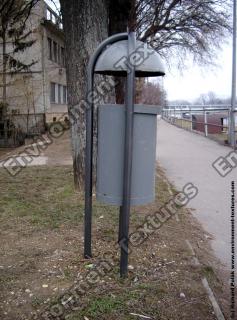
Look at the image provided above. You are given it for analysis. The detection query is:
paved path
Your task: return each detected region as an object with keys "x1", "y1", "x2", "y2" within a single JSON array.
[{"x1": 157, "y1": 119, "x2": 236, "y2": 272}]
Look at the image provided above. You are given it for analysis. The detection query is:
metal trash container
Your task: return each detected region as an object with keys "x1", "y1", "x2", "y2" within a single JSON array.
[{"x1": 96, "y1": 104, "x2": 159, "y2": 206}]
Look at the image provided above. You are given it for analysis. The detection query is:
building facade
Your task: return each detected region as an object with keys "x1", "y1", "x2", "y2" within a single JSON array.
[{"x1": 0, "y1": 0, "x2": 68, "y2": 138}]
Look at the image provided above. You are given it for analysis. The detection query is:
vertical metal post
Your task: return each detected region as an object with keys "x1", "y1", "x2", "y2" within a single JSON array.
[
  {"x1": 190, "y1": 107, "x2": 193, "y2": 131},
  {"x1": 229, "y1": 0, "x2": 237, "y2": 148},
  {"x1": 118, "y1": 206, "x2": 123, "y2": 242},
  {"x1": 119, "y1": 32, "x2": 136, "y2": 277},
  {"x1": 181, "y1": 108, "x2": 183, "y2": 128},
  {"x1": 204, "y1": 108, "x2": 208, "y2": 137},
  {"x1": 84, "y1": 33, "x2": 128, "y2": 259},
  {"x1": 84, "y1": 71, "x2": 94, "y2": 259}
]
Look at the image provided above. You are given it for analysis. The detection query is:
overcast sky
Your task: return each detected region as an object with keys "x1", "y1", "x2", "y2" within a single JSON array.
[{"x1": 163, "y1": 42, "x2": 233, "y2": 102}]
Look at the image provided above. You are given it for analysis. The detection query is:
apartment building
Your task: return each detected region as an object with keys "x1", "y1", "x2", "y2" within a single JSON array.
[{"x1": 0, "y1": 0, "x2": 68, "y2": 138}]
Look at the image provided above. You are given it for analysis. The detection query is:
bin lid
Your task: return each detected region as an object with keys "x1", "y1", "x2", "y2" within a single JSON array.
[
  {"x1": 100, "y1": 104, "x2": 161, "y2": 115},
  {"x1": 94, "y1": 40, "x2": 165, "y2": 77}
]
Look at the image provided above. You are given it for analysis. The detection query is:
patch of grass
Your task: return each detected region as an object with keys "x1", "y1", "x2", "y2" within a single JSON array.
[
  {"x1": 202, "y1": 265, "x2": 220, "y2": 284},
  {"x1": 93, "y1": 203, "x2": 118, "y2": 221},
  {"x1": 0, "y1": 274, "x2": 15, "y2": 285},
  {"x1": 137, "y1": 282, "x2": 167, "y2": 297},
  {"x1": 31, "y1": 296, "x2": 45, "y2": 308},
  {"x1": 203, "y1": 265, "x2": 215, "y2": 276},
  {"x1": 174, "y1": 119, "x2": 192, "y2": 130},
  {"x1": 85, "y1": 295, "x2": 125, "y2": 317},
  {"x1": 67, "y1": 291, "x2": 140, "y2": 319},
  {"x1": 0, "y1": 164, "x2": 224, "y2": 320},
  {"x1": 0, "y1": 166, "x2": 84, "y2": 229},
  {"x1": 63, "y1": 267, "x2": 74, "y2": 280}
]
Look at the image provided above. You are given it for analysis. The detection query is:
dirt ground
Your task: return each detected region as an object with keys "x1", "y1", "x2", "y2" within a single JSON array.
[
  {"x1": 0, "y1": 148, "x2": 15, "y2": 159},
  {"x1": 0, "y1": 130, "x2": 232, "y2": 319},
  {"x1": 0, "y1": 162, "x2": 230, "y2": 320},
  {"x1": 0, "y1": 129, "x2": 73, "y2": 166}
]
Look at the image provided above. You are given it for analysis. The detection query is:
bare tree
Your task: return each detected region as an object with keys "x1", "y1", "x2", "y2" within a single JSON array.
[
  {"x1": 137, "y1": 0, "x2": 231, "y2": 65},
  {"x1": 139, "y1": 80, "x2": 167, "y2": 105},
  {"x1": 59, "y1": 0, "x2": 231, "y2": 188},
  {"x1": 195, "y1": 91, "x2": 225, "y2": 105}
]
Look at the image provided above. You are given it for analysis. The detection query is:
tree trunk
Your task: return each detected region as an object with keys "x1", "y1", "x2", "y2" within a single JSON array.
[
  {"x1": 2, "y1": 31, "x2": 8, "y2": 144},
  {"x1": 108, "y1": 0, "x2": 134, "y2": 103},
  {"x1": 60, "y1": 0, "x2": 108, "y2": 189}
]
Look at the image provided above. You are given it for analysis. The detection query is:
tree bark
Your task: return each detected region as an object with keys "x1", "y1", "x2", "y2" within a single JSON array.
[
  {"x1": 108, "y1": 0, "x2": 132, "y2": 103},
  {"x1": 60, "y1": 0, "x2": 108, "y2": 189},
  {"x1": 2, "y1": 30, "x2": 8, "y2": 144}
]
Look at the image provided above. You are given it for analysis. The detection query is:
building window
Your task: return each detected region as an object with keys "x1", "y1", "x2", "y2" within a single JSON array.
[
  {"x1": 50, "y1": 83, "x2": 67, "y2": 104},
  {"x1": 50, "y1": 82, "x2": 56, "y2": 103},
  {"x1": 61, "y1": 47, "x2": 65, "y2": 66},
  {"x1": 63, "y1": 86, "x2": 67, "y2": 104},
  {"x1": 48, "y1": 37, "x2": 52, "y2": 60},
  {"x1": 58, "y1": 84, "x2": 62, "y2": 104},
  {"x1": 48, "y1": 37, "x2": 65, "y2": 67},
  {"x1": 53, "y1": 41, "x2": 57, "y2": 62}
]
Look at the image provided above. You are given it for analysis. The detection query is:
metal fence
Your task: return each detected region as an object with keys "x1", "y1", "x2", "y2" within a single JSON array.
[
  {"x1": 9, "y1": 113, "x2": 46, "y2": 136},
  {"x1": 0, "y1": 113, "x2": 46, "y2": 148},
  {"x1": 162, "y1": 105, "x2": 237, "y2": 147},
  {"x1": 0, "y1": 129, "x2": 25, "y2": 147}
]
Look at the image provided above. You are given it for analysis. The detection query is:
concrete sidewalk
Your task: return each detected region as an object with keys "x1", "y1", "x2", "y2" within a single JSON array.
[{"x1": 156, "y1": 119, "x2": 236, "y2": 272}]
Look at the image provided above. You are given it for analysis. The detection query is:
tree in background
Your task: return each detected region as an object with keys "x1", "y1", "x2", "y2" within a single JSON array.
[
  {"x1": 195, "y1": 91, "x2": 225, "y2": 105},
  {"x1": 0, "y1": 0, "x2": 38, "y2": 142},
  {"x1": 139, "y1": 81, "x2": 167, "y2": 106},
  {"x1": 59, "y1": 0, "x2": 231, "y2": 188}
]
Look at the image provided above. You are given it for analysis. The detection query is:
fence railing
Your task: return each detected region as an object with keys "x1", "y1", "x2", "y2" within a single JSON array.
[
  {"x1": 0, "y1": 113, "x2": 46, "y2": 148},
  {"x1": 162, "y1": 105, "x2": 237, "y2": 147},
  {"x1": 9, "y1": 113, "x2": 46, "y2": 136},
  {"x1": 0, "y1": 129, "x2": 25, "y2": 147}
]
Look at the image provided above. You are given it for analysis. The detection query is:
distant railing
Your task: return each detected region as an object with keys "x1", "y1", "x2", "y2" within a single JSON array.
[
  {"x1": 162, "y1": 105, "x2": 237, "y2": 147},
  {"x1": 45, "y1": 5, "x2": 63, "y2": 30}
]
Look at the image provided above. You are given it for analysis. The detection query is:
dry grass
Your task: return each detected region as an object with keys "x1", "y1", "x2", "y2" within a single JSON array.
[{"x1": 0, "y1": 166, "x2": 227, "y2": 320}]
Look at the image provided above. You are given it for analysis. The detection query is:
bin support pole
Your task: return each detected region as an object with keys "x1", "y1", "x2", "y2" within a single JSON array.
[
  {"x1": 84, "y1": 33, "x2": 128, "y2": 259},
  {"x1": 204, "y1": 109, "x2": 208, "y2": 137},
  {"x1": 119, "y1": 32, "x2": 136, "y2": 277},
  {"x1": 190, "y1": 107, "x2": 193, "y2": 131}
]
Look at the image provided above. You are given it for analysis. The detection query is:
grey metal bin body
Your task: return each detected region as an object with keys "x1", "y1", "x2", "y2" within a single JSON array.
[{"x1": 96, "y1": 104, "x2": 159, "y2": 206}]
